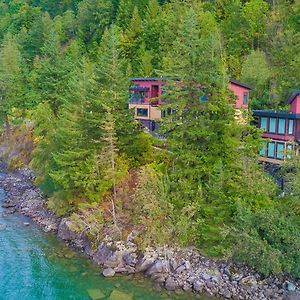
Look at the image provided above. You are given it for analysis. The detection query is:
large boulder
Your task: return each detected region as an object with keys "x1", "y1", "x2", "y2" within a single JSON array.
[
  {"x1": 146, "y1": 260, "x2": 170, "y2": 276},
  {"x1": 57, "y1": 218, "x2": 78, "y2": 241},
  {"x1": 135, "y1": 257, "x2": 156, "y2": 272},
  {"x1": 102, "y1": 267, "x2": 115, "y2": 277},
  {"x1": 93, "y1": 243, "x2": 123, "y2": 269},
  {"x1": 165, "y1": 277, "x2": 177, "y2": 291}
]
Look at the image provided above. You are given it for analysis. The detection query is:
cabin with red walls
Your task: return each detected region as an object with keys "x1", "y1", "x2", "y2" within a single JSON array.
[
  {"x1": 253, "y1": 90, "x2": 300, "y2": 164},
  {"x1": 128, "y1": 77, "x2": 252, "y2": 131}
]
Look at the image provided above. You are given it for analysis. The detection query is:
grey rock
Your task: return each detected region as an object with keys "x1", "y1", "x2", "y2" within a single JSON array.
[
  {"x1": 123, "y1": 253, "x2": 135, "y2": 266},
  {"x1": 193, "y1": 281, "x2": 204, "y2": 292},
  {"x1": 170, "y1": 260, "x2": 179, "y2": 272},
  {"x1": 240, "y1": 275, "x2": 257, "y2": 287},
  {"x1": 135, "y1": 257, "x2": 155, "y2": 272},
  {"x1": 285, "y1": 282, "x2": 297, "y2": 292},
  {"x1": 185, "y1": 260, "x2": 191, "y2": 270},
  {"x1": 151, "y1": 273, "x2": 166, "y2": 283},
  {"x1": 165, "y1": 277, "x2": 177, "y2": 291},
  {"x1": 223, "y1": 289, "x2": 232, "y2": 299},
  {"x1": 283, "y1": 291, "x2": 300, "y2": 300},
  {"x1": 93, "y1": 244, "x2": 122, "y2": 269},
  {"x1": 102, "y1": 267, "x2": 115, "y2": 277},
  {"x1": 206, "y1": 281, "x2": 214, "y2": 289},
  {"x1": 182, "y1": 283, "x2": 192, "y2": 292},
  {"x1": 175, "y1": 265, "x2": 186, "y2": 274},
  {"x1": 57, "y1": 219, "x2": 77, "y2": 241},
  {"x1": 146, "y1": 260, "x2": 169, "y2": 275},
  {"x1": 200, "y1": 272, "x2": 211, "y2": 281}
]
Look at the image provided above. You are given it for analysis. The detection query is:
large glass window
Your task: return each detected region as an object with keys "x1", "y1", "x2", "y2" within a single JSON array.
[
  {"x1": 278, "y1": 118, "x2": 286, "y2": 134},
  {"x1": 260, "y1": 117, "x2": 267, "y2": 131},
  {"x1": 288, "y1": 119, "x2": 294, "y2": 135},
  {"x1": 269, "y1": 118, "x2": 277, "y2": 133},
  {"x1": 243, "y1": 92, "x2": 249, "y2": 105},
  {"x1": 276, "y1": 143, "x2": 285, "y2": 160},
  {"x1": 267, "y1": 142, "x2": 275, "y2": 158},
  {"x1": 259, "y1": 142, "x2": 267, "y2": 156},
  {"x1": 137, "y1": 108, "x2": 148, "y2": 117},
  {"x1": 286, "y1": 144, "x2": 294, "y2": 159}
]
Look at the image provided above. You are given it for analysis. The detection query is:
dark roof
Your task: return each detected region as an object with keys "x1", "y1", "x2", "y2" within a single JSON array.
[
  {"x1": 287, "y1": 90, "x2": 300, "y2": 104},
  {"x1": 229, "y1": 79, "x2": 254, "y2": 90},
  {"x1": 129, "y1": 86, "x2": 149, "y2": 92},
  {"x1": 130, "y1": 77, "x2": 254, "y2": 90},
  {"x1": 130, "y1": 77, "x2": 162, "y2": 81},
  {"x1": 253, "y1": 110, "x2": 300, "y2": 119}
]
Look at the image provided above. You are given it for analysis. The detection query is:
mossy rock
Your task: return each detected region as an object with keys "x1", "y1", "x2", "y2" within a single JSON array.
[{"x1": 87, "y1": 289, "x2": 105, "y2": 300}]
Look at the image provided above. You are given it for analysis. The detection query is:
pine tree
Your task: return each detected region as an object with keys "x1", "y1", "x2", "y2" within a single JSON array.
[
  {"x1": 96, "y1": 26, "x2": 153, "y2": 167},
  {"x1": 0, "y1": 33, "x2": 25, "y2": 135},
  {"x1": 96, "y1": 107, "x2": 128, "y2": 237},
  {"x1": 32, "y1": 28, "x2": 75, "y2": 113}
]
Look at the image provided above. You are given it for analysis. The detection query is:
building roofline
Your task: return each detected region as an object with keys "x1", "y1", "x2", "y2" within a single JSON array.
[
  {"x1": 253, "y1": 109, "x2": 300, "y2": 119},
  {"x1": 130, "y1": 77, "x2": 254, "y2": 90},
  {"x1": 287, "y1": 90, "x2": 300, "y2": 104},
  {"x1": 130, "y1": 76, "x2": 180, "y2": 82},
  {"x1": 229, "y1": 79, "x2": 254, "y2": 90}
]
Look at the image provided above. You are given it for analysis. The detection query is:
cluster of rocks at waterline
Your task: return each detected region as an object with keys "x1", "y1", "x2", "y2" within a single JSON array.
[{"x1": 0, "y1": 166, "x2": 300, "y2": 300}]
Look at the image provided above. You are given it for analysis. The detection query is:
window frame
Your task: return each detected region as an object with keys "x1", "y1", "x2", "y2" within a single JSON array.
[
  {"x1": 260, "y1": 117, "x2": 268, "y2": 132},
  {"x1": 243, "y1": 92, "x2": 249, "y2": 105},
  {"x1": 277, "y1": 118, "x2": 286, "y2": 135},
  {"x1": 276, "y1": 142, "x2": 285, "y2": 160},
  {"x1": 268, "y1": 117, "x2": 277, "y2": 134},
  {"x1": 267, "y1": 142, "x2": 275, "y2": 158},
  {"x1": 136, "y1": 108, "x2": 148, "y2": 117},
  {"x1": 286, "y1": 144, "x2": 294, "y2": 159},
  {"x1": 259, "y1": 142, "x2": 267, "y2": 157},
  {"x1": 288, "y1": 119, "x2": 294, "y2": 135}
]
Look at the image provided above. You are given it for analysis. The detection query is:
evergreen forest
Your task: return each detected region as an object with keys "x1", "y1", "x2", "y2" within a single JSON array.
[{"x1": 0, "y1": 0, "x2": 300, "y2": 278}]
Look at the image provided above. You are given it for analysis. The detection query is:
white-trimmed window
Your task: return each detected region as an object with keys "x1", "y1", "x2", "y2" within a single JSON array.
[
  {"x1": 269, "y1": 118, "x2": 276, "y2": 133},
  {"x1": 288, "y1": 119, "x2": 294, "y2": 135},
  {"x1": 278, "y1": 118, "x2": 286, "y2": 134},
  {"x1": 260, "y1": 117, "x2": 267, "y2": 131}
]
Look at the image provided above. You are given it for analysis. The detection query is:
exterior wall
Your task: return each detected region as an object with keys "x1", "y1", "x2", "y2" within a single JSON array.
[
  {"x1": 290, "y1": 95, "x2": 300, "y2": 114},
  {"x1": 258, "y1": 116, "x2": 297, "y2": 142},
  {"x1": 228, "y1": 82, "x2": 250, "y2": 109},
  {"x1": 131, "y1": 80, "x2": 165, "y2": 104},
  {"x1": 262, "y1": 132, "x2": 295, "y2": 141},
  {"x1": 296, "y1": 119, "x2": 300, "y2": 141},
  {"x1": 128, "y1": 103, "x2": 162, "y2": 120},
  {"x1": 259, "y1": 138, "x2": 295, "y2": 164}
]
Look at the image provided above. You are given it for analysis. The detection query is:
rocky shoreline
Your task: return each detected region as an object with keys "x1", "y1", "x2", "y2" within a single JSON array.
[{"x1": 0, "y1": 165, "x2": 299, "y2": 300}]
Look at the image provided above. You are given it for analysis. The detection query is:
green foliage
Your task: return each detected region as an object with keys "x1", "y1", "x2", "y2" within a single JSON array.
[
  {"x1": 0, "y1": 0, "x2": 300, "y2": 279},
  {"x1": 232, "y1": 205, "x2": 300, "y2": 277},
  {"x1": 68, "y1": 202, "x2": 104, "y2": 246},
  {"x1": 132, "y1": 165, "x2": 174, "y2": 247}
]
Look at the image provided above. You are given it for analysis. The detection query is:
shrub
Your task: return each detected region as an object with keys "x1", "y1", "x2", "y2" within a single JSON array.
[{"x1": 232, "y1": 204, "x2": 300, "y2": 277}]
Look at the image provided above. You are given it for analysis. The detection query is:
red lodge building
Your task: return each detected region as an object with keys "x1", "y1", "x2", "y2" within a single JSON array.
[
  {"x1": 253, "y1": 90, "x2": 300, "y2": 164},
  {"x1": 128, "y1": 77, "x2": 252, "y2": 131}
]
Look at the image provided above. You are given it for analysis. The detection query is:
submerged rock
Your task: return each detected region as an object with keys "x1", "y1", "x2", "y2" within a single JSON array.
[
  {"x1": 108, "y1": 290, "x2": 133, "y2": 300},
  {"x1": 87, "y1": 289, "x2": 105, "y2": 300}
]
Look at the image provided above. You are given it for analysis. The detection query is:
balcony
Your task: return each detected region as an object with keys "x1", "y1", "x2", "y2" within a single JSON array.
[{"x1": 129, "y1": 96, "x2": 147, "y2": 104}]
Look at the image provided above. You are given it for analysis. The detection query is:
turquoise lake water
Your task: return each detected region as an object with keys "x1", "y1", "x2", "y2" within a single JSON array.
[{"x1": 0, "y1": 186, "x2": 216, "y2": 300}]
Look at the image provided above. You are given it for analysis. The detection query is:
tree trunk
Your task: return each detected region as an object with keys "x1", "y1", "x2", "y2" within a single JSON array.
[{"x1": 5, "y1": 114, "x2": 10, "y2": 137}]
